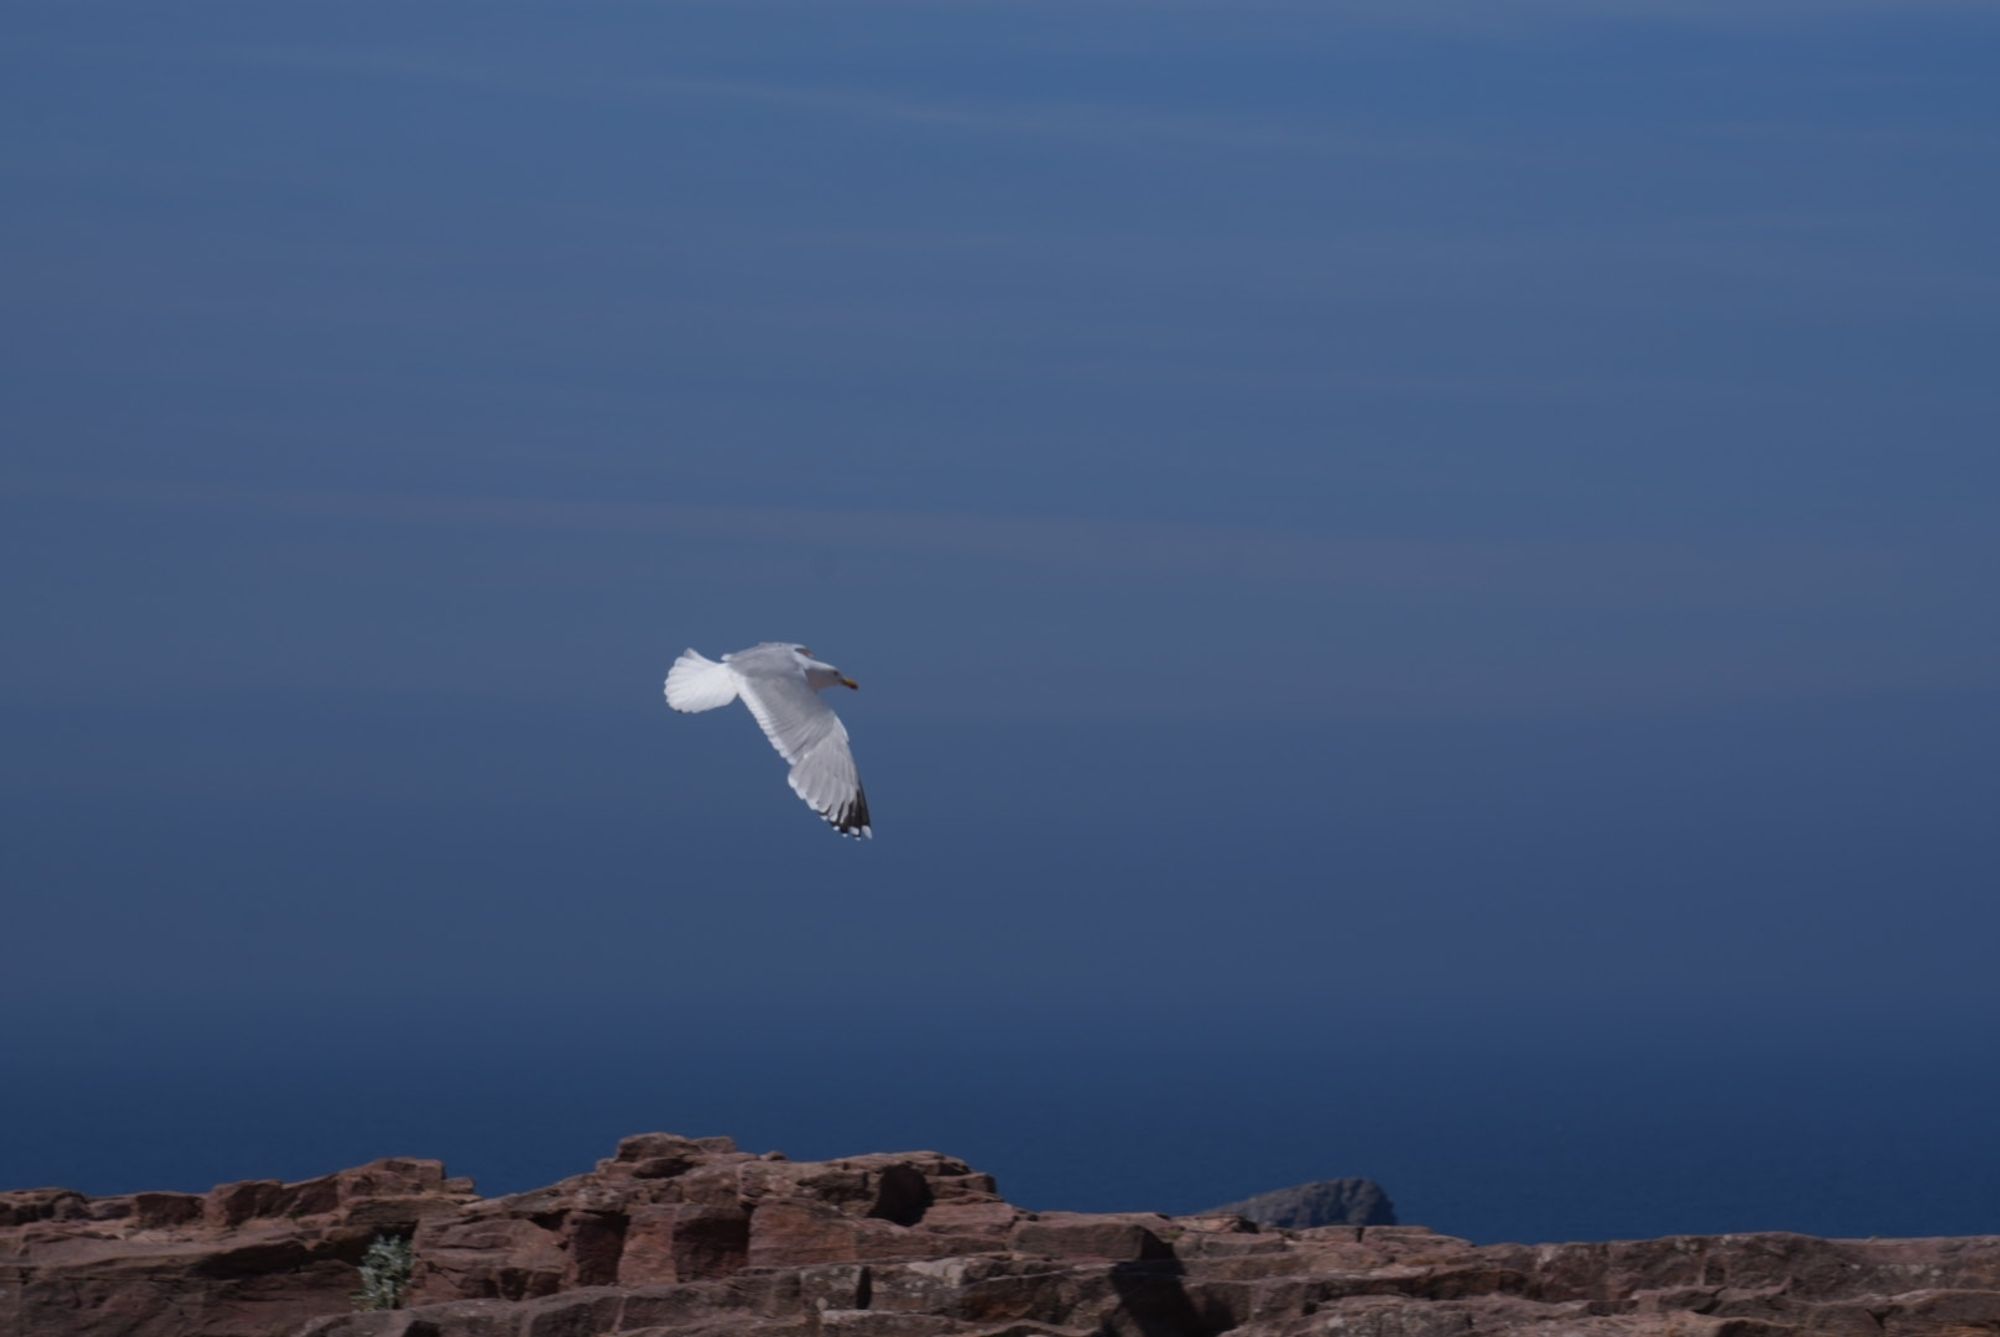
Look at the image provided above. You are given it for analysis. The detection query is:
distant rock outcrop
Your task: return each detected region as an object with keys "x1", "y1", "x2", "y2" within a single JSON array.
[
  {"x1": 5, "y1": 1132, "x2": 2000, "y2": 1336},
  {"x1": 1208, "y1": 1177, "x2": 1397, "y2": 1229}
]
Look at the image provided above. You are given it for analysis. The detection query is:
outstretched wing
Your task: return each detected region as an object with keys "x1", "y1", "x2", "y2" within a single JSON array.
[{"x1": 734, "y1": 674, "x2": 871, "y2": 838}]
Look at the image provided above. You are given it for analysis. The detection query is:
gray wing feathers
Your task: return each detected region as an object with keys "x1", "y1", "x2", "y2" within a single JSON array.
[
  {"x1": 787, "y1": 739, "x2": 871, "y2": 838},
  {"x1": 736, "y1": 676, "x2": 872, "y2": 838}
]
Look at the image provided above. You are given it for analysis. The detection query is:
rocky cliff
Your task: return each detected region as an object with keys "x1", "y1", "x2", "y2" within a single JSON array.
[{"x1": 5, "y1": 1133, "x2": 1999, "y2": 1337}]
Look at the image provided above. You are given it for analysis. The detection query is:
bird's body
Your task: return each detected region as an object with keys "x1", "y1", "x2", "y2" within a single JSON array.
[{"x1": 663, "y1": 642, "x2": 870, "y2": 838}]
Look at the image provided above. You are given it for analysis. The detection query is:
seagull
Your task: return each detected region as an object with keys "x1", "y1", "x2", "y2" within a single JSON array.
[{"x1": 663, "y1": 642, "x2": 871, "y2": 838}]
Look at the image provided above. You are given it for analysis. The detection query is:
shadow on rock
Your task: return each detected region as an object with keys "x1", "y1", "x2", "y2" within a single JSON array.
[{"x1": 1106, "y1": 1258, "x2": 1233, "y2": 1337}]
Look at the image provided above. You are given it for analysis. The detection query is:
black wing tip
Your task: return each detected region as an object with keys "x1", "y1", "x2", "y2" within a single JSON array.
[{"x1": 823, "y1": 787, "x2": 872, "y2": 839}]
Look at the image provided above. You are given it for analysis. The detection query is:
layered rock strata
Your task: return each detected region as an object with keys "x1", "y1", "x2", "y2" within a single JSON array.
[{"x1": 4, "y1": 1133, "x2": 1998, "y2": 1336}]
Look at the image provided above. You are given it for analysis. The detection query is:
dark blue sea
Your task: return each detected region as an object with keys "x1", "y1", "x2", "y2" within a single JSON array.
[
  {"x1": 7, "y1": 699, "x2": 1999, "y2": 1244},
  {"x1": 9, "y1": 1026, "x2": 2000, "y2": 1246}
]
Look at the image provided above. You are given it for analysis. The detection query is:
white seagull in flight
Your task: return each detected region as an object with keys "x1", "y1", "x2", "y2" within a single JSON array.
[{"x1": 663, "y1": 642, "x2": 871, "y2": 838}]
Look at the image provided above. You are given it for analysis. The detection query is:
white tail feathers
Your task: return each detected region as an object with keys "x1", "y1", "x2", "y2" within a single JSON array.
[{"x1": 664, "y1": 649, "x2": 740, "y2": 713}]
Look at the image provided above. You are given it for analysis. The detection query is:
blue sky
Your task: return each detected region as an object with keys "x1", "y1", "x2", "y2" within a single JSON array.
[{"x1": 3, "y1": 2, "x2": 1998, "y2": 1241}]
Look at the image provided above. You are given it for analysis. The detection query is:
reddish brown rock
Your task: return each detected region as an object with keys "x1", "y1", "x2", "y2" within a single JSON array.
[
  {"x1": 410, "y1": 1209, "x2": 569, "y2": 1302},
  {"x1": 900, "y1": 1199, "x2": 1019, "y2": 1237},
  {"x1": 204, "y1": 1179, "x2": 297, "y2": 1228},
  {"x1": 0, "y1": 1188, "x2": 88, "y2": 1228},
  {"x1": 1010, "y1": 1211, "x2": 1177, "y2": 1261},
  {"x1": 617, "y1": 1204, "x2": 750, "y2": 1286},
  {"x1": 131, "y1": 1191, "x2": 206, "y2": 1229},
  {"x1": 747, "y1": 1200, "x2": 862, "y2": 1269},
  {"x1": 7, "y1": 1134, "x2": 2000, "y2": 1337}
]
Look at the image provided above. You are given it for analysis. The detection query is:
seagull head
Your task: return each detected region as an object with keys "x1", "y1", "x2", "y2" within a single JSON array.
[{"x1": 795, "y1": 646, "x2": 860, "y2": 691}]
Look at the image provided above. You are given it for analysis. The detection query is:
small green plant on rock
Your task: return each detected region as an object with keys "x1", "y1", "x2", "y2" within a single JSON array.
[{"x1": 352, "y1": 1233, "x2": 415, "y2": 1311}]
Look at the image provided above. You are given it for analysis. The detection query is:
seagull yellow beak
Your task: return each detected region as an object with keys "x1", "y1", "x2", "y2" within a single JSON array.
[{"x1": 839, "y1": 676, "x2": 859, "y2": 690}]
